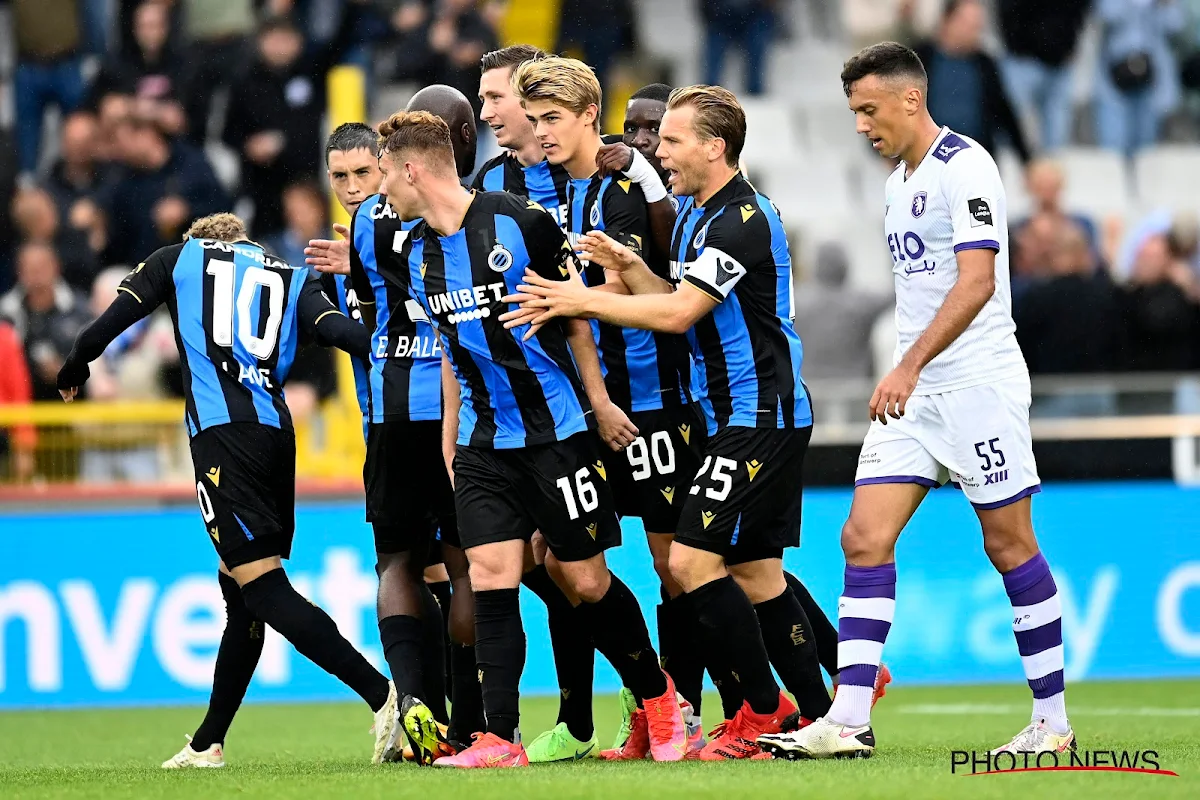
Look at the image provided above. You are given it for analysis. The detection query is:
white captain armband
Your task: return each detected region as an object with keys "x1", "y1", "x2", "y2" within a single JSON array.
[
  {"x1": 682, "y1": 246, "x2": 747, "y2": 301},
  {"x1": 405, "y1": 298, "x2": 430, "y2": 323}
]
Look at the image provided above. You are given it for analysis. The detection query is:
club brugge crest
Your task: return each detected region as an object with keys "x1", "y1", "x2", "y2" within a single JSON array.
[
  {"x1": 488, "y1": 243, "x2": 514, "y2": 272},
  {"x1": 911, "y1": 191, "x2": 928, "y2": 218},
  {"x1": 589, "y1": 202, "x2": 601, "y2": 227},
  {"x1": 693, "y1": 224, "x2": 708, "y2": 250}
]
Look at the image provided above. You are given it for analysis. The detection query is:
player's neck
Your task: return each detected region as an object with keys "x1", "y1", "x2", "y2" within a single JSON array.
[
  {"x1": 421, "y1": 181, "x2": 475, "y2": 237},
  {"x1": 694, "y1": 167, "x2": 740, "y2": 208},
  {"x1": 563, "y1": 131, "x2": 603, "y2": 179},
  {"x1": 513, "y1": 137, "x2": 545, "y2": 168},
  {"x1": 900, "y1": 116, "x2": 945, "y2": 177}
]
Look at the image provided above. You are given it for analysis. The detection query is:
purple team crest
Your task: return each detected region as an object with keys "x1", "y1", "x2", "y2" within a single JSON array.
[{"x1": 911, "y1": 192, "x2": 928, "y2": 218}]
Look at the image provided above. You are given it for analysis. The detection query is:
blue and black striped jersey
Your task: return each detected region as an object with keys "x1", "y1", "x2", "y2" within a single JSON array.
[
  {"x1": 398, "y1": 191, "x2": 592, "y2": 449},
  {"x1": 565, "y1": 174, "x2": 693, "y2": 413},
  {"x1": 471, "y1": 152, "x2": 570, "y2": 228},
  {"x1": 118, "y1": 238, "x2": 340, "y2": 436},
  {"x1": 669, "y1": 174, "x2": 811, "y2": 432},
  {"x1": 349, "y1": 195, "x2": 443, "y2": 424}
]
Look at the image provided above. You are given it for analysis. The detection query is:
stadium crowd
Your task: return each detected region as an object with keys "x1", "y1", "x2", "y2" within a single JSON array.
[{"x1": 4, "y1": 0, "x2": 1200, "y2": 481}]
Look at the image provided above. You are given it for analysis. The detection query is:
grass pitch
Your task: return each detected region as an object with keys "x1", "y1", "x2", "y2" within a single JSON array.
[{"x1": 3, "y1": 680, "x2": 1198, "y2": 799}]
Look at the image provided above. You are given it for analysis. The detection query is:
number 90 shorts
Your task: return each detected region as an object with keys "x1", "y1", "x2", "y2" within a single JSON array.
[{"x1": 854, "y1": 374, "x2": 1041, "y2": 509}]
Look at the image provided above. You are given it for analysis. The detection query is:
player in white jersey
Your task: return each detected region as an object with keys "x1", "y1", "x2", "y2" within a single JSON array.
[{"x1": 758, "y1": 42, "x2": 1074, "y2": 761}]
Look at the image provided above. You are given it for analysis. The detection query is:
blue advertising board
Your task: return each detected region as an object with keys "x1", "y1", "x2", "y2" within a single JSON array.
[{"x1": 1, "y1": 481, "x2": 1198, "y2": 709}]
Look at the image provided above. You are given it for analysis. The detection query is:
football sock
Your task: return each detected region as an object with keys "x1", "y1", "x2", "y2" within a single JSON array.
[
  {"x1": 785, "y1": 571, "x2": 840, "y2": 680},
  {"x1": 754, "y1": 587, "x2": 831, "y2": 720},
  {"x1": 240, "y1": 569, "x2": 389, "y2": 712},
  {"x1": 522, "y1": 565, "x2": 595, "y2": 740},
  {"x1": 379, "y1": 614, "x2": 424, "y2": 700},
  {"x1": 688, "y1": 575, "x2": 779, "y2": 714},
  {"x1": 577, "y1": 574, "x2": 667, "y2": 703},
  {"x1": 426, "y1": 579, "x2": 454, "y2": 702},
  {"x1": 417, "y1": 584, "x2": 449, "y2": 723},
  {"x1": 657, "y1": 587, "x2": 705, "y2": 714},
  {"x1": 448, "y1": 642, "x2": 485, "y2": 742},
  {"x1": 473, "y1": 588, "x2": 525, "y2": 742},
  {"x1": 1003, "y1": 552, "x2": 1069, "y2": 734},
  {"x1": 191, "y1": 572, "x2": 264, "y2": 750},
  {"x1": 828, "y1": 563, "x2": 895, "y2": 728},
  {"x1": 707, "y1": 650, "x2": 745, "y2": 720}
]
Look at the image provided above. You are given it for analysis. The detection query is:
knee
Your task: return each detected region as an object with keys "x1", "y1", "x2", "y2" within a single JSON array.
[
  {"x1": 668, "y1": 544, "x2": 721, "y2": 592},
  {"x1": 376, "y1": 551, "x2": 419, "y2": 583},
  {"x1": 840, "y1": 515, "x2": 885, "y2": 565},
  {"x1": 566, "y1": 564, "x2": 611, "y2": 604},
  {"x1": 982, "y1": 527, "x2": 1037, "y2": 573}
]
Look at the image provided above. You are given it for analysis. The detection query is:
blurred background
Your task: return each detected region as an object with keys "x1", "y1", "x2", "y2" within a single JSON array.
[{"x1": 1, "y1": 0, "x2": 1199, "y2": 709}]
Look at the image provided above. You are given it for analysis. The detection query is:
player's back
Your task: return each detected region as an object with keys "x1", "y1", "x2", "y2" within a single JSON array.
[
  {"x1": 129, "y1": 237, "x2": 311, "y2": 435},
  {"x1": 883, "y1": 127, "x2": 1025, "y2": 394},
  {"x1": 350, "y1": 194, "x2": 443, "y2": 424},
  {"x1": 472, "y1": 151, "x2": 569, "y2": 228}
]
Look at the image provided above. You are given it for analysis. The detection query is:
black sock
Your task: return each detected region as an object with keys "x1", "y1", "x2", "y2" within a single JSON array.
[
  {"x1": 417, "y1": 584, "x2": 449, "y2": 723},
  {"x1": 707, "y1": 648, "x2": 745, "y2": 720},
  {"x1": 785, "y1": 571, "x2": 839, "y2": 680},
  {"x1": 473, "y1": 588, "x2": 525, "y2": 742},
  {"x1": 754, "y1": 588, "x2": 831, "y2": 720},
  {"x1": 240, "y1": 569, "x2": 389, "y2": 712},
  {"x1": 448, "y1": 643, "x2": 484, "y2": 743},
  {"x1": 192, "y1": 573, "x2": 265, "y2": 750},
  {"x1": 522, "y1": 565, "x2": 595, "y2": 740},
  {"x1": 577, "y1": 574, "x2": 666, "y2": 703},
  {"x1": 657, "y1": 587, "x2": 704, "y2": 714},
  {"x1": 688, "y1": 576, "x2": 779, "y2": 714},
  {"x1": 427, "y1": 579, "x2": 454, "y2": 702}
]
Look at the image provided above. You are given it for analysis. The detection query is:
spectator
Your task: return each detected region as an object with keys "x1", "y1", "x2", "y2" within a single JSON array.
[
  {"x1": 107, "y1": 113, "x2": 229, "y2": 265},
  {"x1": 1095, "y1": 0, "x2": 1186, "y2": 157},
  {"x1": 557, "y1": 0, "x2": 633, "y2": 92},
  {"x1": 699, "y1": 0, "x2": 778, "y2": 96},
  {"x1": 1012, "y1": 159, "x2": 1101, "y2": 266},
  {"x1": 14, "y1": 0, "x2": 87, "y2": 177},
  {"x1": 841, "y1": 0, "x2": 941, "y2": 51},
  {"x1": 997, "y1": 0, "x2": 1091, "y2": 152},
  {"x1": 89, "y1": 0, "x2": 190, "y2": 137},
  {"x1": 0, "y1": 320, "x2": 38, "y2": 483},
  {"x1": 180, "y1": 0, "x2": 256, "y2": 142},
  {"x1": 268, "y1": 181, "x2": 331, "y2": 268},
  {"x1": 43, "y1": 112, "x2": 120, "y2": 264},
  {"x1": 429, "y1": 0, "x2": 501, "y2": 114},
  {"x1": 792, "y1": 242, "x2": 892, "y2": 379},
  {"x1": 0, "y1": 243, "x2": 93, "y2": 401},
  {"x1": 223, "y1": 12, "x2": 360, "y2": 236},
  {"x1": 1015, "y1": 222, "x2": 1123, "y2": 375},
  {"x1": 11, "y1": 186, "x2": 100, "y2": 291},
  {"x1": 1120, "y1": 224, "x2": 1200, "y2": 370},
  {"x1": 375, "y1": 0, "x2": 436, "y2": 84},
  {"x1": 915, "y1": 0, "x2": 1031, "y2": 162},
  {"x1": 96, "y1": 93, "x2": 135, "y2": 163}
]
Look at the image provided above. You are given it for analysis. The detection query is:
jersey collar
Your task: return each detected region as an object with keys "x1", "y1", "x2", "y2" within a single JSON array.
[
  {"x1": 696, "y1": 171, "x2": 748, "y2": 211},
  {"x1": 904, "y1": 126, "x2": 951, "y2": 182}
]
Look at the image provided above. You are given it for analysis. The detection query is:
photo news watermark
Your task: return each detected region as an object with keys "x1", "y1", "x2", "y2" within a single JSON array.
[{"x1": 950, "y1": 749, "x2": 1179, "y2": 777}]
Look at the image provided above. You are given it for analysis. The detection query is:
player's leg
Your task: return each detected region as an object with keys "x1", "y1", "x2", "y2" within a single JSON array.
[
  {"x1": 423, "y1": 559, "x2": 454, "y2": 705},
  {"x1": 784, "y1": 571, "x2": 842, "y2": 683}
]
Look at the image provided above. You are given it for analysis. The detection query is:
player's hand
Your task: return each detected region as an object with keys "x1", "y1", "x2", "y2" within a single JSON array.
[
  {"x1": 306, "y1": 224, "x2": 352, "y2": 275},
  {"x1": 594, "y1": 399, "x2": 639, "y2": 451},
  {"x1": 596, "y1": 142, "x2": 635, "y2": 178},
  {"x1": 499, "y1": 259, "x2": 592, "y2": 341},
  {"x1": 869, "y1": 364, "x2": 919, "y2": 424},
  {"x1": 56, "y1": 356, "x2": 89, "y2": 401},
  {"x1": 578, "y1": 231, "x2": 638, "y2": 272}
]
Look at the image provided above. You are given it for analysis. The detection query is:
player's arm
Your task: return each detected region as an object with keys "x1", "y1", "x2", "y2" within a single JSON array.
[
  {"x1": 596, "y1": 181, "x2": 658, "y2": 295},
  {"x1": 440, "y1": 351, "x2": 459, "y2": 485},
  {"x1": 296, "y1": 274, "x2": 371, "y2": 359},
  {"x1": 347, "y1": 210, "x2": 378, "y2": 332},
  {"x1": 57, "y1": 247, "x2": 175, "y2": 400},
  {"x1": 578, "y1": 230, "x2": 673, "y2": 295},
  {"x1": 564, "y1": 316, "x2": 639, "y2": 450},
  {"x1": 595, "y1": 144, "x2": 675, "y2": 257}
]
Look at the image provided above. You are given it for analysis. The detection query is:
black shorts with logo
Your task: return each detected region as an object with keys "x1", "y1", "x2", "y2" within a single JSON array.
[
  {"x1": 601, "y1": 403, "x2": 707, "y2": 533},
  {"x1": 189, "y1": 422, "x2": 296, "y2": 569},
  {"x1": 365, "y1": 420, "x2": 458, "y2": 555},
  {"x1": 453, "y1": 432, "x2": 621, "y2": 562},
  {"x1": 675, "y1": 425, "x2": 812, "y2": 565}
]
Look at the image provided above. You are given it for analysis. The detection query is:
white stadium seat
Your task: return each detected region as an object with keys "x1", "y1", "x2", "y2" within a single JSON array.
[
  {"x1": 1057, "y1": 147, "x2": 1132, "y2": 217},
  {"x1": 1134, "y1": 145, "x2": 1200, "y2": 213},
  {"x1": 738, "y1": 98, "x2": 803, "y2": 175}
]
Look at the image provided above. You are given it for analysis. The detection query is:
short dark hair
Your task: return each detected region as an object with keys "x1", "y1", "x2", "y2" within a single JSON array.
[
  {"x1": 326, "y1": 122, "x2": 378, "y2": 164},
  {"x1": 480, "y1": 44, "x2": 546, "y2": 73},
  {"x1": 840, "y1": 41, "x2": 928, "y2": 97},
  {"x1": 630, "y1": 83, "x2": 673, "y2": 105}
]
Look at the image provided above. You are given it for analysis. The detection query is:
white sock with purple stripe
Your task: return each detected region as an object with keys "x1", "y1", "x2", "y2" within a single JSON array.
[
  {"x1": 1003, "y1": 552, "x2": 1069, "y2": 734},
  {"x1": 827, "y1": 563, "x2": 896, "y2": 728}
]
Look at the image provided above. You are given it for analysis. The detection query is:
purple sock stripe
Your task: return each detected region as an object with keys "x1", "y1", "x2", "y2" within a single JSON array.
[
  {"x1": 1015, "y1": 619, "x2": 1062, "y2": 657},
  {"x1": 838, "y1": 663, "x2": 878, "y2": 689},
  {"x1": 1030, "y1": 669, "x2": 1065, "y2": 699},
  {"x1": 1010, "y1": 572, "x2": 1057, "y2": 608},
  {"x1": 1003, "y1": 553, "x2": 1054, "y2": 602},
  {"x1": 839, "y1": 617, "x2": 892, "y2": 644},
  {"x1": 842, "y1": 563, "x2": 897, "y2": 598},
  {"x1": 972, "y1": 483, "x2": 1042, "y2": 511},
  {"x1": 855, "y1": 474, "x2": 941, "y2": 489}
]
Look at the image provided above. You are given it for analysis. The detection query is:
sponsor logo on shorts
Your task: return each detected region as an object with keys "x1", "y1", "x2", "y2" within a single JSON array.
[
  {"x1": 205, "y1": 466, "x2": 221, "y2": 486},
  {"x1": 660, "y1": 487, "x2": 675, "y2": 504},
  {"x1": 586, "y1": 522, "x2": 598, "y2": 539},
  {"x1": 746, "y1": 459, "x2": 764, "y2": 481},
  {"x1": 701, "y1": 511, "x2": 715, "y2": 529},
  {"x1": 678, "y1": 424, "x2": 691, "y2": 445},
  {"x1": 593, "y1": 461, "x2": 607, "y2": 481},
  {"x1": 984, "y1": 469, "x2": 1009, "y2": 485}
]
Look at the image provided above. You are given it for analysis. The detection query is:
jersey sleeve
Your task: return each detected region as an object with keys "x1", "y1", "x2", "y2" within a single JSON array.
[
  {"x1": 945, "y1": 153, "x2": 1003, "y2": 255},
  {"x1": 601, "y1": 180, "x2": 650, "y2": 259},
  {"x1": 681, "y1": 208, "x2": 768, "y2": 302},
  {"x1": 118, "y1": 244, "x2": 179, "y2": 310},
  {"x1": 349, "y1": 203, "x2": 378, "y2": 331},
  {"x1": 522, "y1": 202, "x2": 580, "y2": 281},
  {"x1": 297, "y1": 273, "x2": 371, "y2": 359}
]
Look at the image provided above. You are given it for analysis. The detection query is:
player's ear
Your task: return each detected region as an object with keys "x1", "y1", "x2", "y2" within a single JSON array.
[
  {"x1": 584, "y1": 104, "x2": 598, "y2": 128},
  {"x1": 709, "y1": 136, "x2": 727, "y2": 165},
  {"x1": 905, "y1": 87, "x2": 922, "y2": 114}
]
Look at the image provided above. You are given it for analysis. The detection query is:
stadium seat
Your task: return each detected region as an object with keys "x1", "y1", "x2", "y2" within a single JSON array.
[
  {"x1": 760, "y1": 159, "x2": 855, "y2": 224},
  {"x1": 1057, "y1": 147, "x2": 1132, "y2": 217},
  {"x1": 204, "y1": 142, "x2": 241, "y2": 194},
  {"x1": 800, "y1": 102, "x2": 867, "y2": 155},
  {"x1": 738, "y1": 98, "x2": 803, "y2": 174},
  {"x1": 1134, "y1": 145, "x2": 1200, "y2": 213},
  {"x1": 997, "y1": 150, "x2": 1031, "y2": 219}
]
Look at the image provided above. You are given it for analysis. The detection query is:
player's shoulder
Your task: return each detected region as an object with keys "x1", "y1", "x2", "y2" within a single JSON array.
[
  {"x1": 710, "y1": 179, "x2": 776, "y2": 238},
  {"x1": 603, "y1": 174, "x2": 648, "y2": 206},
  {"x1": 477, "y1": 188, "x2": 557, "y2": 224},
  {"x1": 354, "y1": 193, "x2": 393, "y2": 226},
  {"x1": 146, "y1": 241, "x2": 188, "y2": 265},
  {"x1": 931, "y1": 130, "x2": 1000, "y2": 183}
]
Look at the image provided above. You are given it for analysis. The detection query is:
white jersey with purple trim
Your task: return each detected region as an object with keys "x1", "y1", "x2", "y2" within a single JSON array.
[{"x1": 883, "y1": 127, "x2": 1027, "y2": 395}]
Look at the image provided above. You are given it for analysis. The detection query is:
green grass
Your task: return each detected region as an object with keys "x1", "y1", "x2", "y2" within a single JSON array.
[{"x1": 2, "y1": 681, "x2": 1198, "y2": 799}]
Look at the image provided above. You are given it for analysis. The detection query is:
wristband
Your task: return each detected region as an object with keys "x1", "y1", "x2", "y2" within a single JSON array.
[{"x1": 622, "y1": 149, "x2": 668, "y2": 203}]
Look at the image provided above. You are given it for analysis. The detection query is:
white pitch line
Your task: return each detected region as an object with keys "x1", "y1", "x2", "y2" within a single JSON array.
[{"x1": 898, "y1": 704, "x2": 1200, "y2": 717}]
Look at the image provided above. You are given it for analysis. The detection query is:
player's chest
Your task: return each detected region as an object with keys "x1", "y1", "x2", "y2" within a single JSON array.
[
  {"x1": 411, "y1": 237, "x2": 519, "y2": 329},
  {"x1": 668, "y1": 206, "x2": 721, "y2": 285},
  {"x1": 884, "y1": 182, "x2": 948, "y2": 279}
]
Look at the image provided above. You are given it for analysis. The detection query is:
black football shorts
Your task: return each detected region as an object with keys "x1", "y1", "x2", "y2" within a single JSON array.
[{"x1": 364, "y1": 419, "x2": 458, "y2": 555}]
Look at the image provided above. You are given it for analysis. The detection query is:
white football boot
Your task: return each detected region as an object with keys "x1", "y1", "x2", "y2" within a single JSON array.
[
  {"x1": 991, "y1": 719, "x2": 1076, "y2": 756},
  {"x1": 162, "y1": 735, "x2": 225, "y2": 769},
  {"x1": 757, "y1": 716, "x2": 875, "y2": 760}
]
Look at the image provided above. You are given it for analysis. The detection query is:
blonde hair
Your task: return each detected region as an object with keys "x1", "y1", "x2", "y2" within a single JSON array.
[
  {"x1": 666, "y1": 85, "x2": 747, "y2": 168},
  {"x1": 511, "y1": 56, "x2": 602, "y2": 131},
  {"x1": 185, "y1": 213, "x2": 248, "y2": 242},
  {"x1": 377, "y1": 110, "x2": 455, "y2": 175}
]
